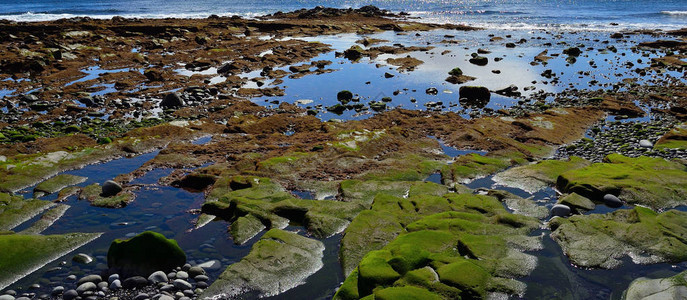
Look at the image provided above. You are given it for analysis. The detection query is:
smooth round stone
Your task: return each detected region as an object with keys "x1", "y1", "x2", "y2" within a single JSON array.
[
  {"x1": 167, "y1": 272, "x2": 176, "y2": 280},
  {"x1": 174, "y1": 292, "x2": 185, "y2": 298},
  {"x1": 196, "y1": 282, "x2": 208, "y2": 289},
  {"x1": 51, "y1": 286, "x2": 65, "y2": 296},
  {"x1": 193, "y1": 275, "x2": 208, "y2": 282},
  {"x1": 133, "y1": 293, "x2": 149, "y2": 300},
  {"x1": 183, "y1": 289, "x2": 194, "y2": 297},
  {"x1": 97, "y1": 281, "x2": 108, "y2": 290},
  {"x1": 157, "y1": 295, "x2": 174, "y2": 300},
  {"x1": 175, "y1": 271, "x2": 188, "y2": 280},
  {"x1": 173, "y1": 279, "x2": 192, "y2": 290},
  {"x1": 66, "y1": 275, "x2": 77, "y2": 281},
  {"x1": 0, "y1": 295, "x2": 15, "y2": 300},
  {"x1": 15, "y1": 297, "x2": 30, "y2": 300},
  {"x1": 72, "y1": 253, "x2": 94, "y2": 265},
  {"x1": 639, "y1": 140, "x2": 653, "y2": 148},
  {"x1": 181, "y1": 264, "x2": 191, "y2": 272},
  {"x1": 4, "y1": 290, "x2": 16, "y2": 296},
  {"x1": 78, "y1": 274, "x2": 102, "y2": 285},
  {"x1": 603, "y1": 194, "x2": 623, "y2": 208},
  {"x1": 102, "y1": 180, "x2": 123, "y2": 196},
  {"x1": 63, "y1": 290, "x2": 78, "y2": 300},
  {"x1": 179, "y1": 297, "x2": 191, "y2": 300},
  {"x1": 550, "y1": 204, "x2": 571, "y2": 217},
  {"x1": 159, "y1": 284, "x2": 175, "y2": 292},
  {"x1": 29, "y1": 284, "x2": 40, "y2": 290},
  {"x1": 109, "y1": 279, "x2": 122, "y2": 290},
  {"x1": 187, "y1": 267, "x2": 205, "y2": 278},
  {"x1": 77, "y1": 282, "x2": 97, "y2": 294},
  {"x1": 148, "y1": 271, "x2": 168, "y2": 284},
  {"x1": 108, "y1": 274, "x2": 119, "y2": 284},
  {"x1": 123, "y1": 276, "x2": 148, "y2": 289}
]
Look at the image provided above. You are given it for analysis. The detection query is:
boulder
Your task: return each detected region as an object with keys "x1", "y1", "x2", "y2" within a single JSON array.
[
  {"x1": 469, "y1": 56, "x2": 488, "y2": 66},
  {"x1": 337, "y1": 90, "x2": 353, "y2": 104},
  {"x1": 550, "y1": 204, "x2": 571, "y2": 217},
  {"x1": 459, "y1": 86, "x2": 490, "y2": 108},
  {"x1": 101, "y1": 180, "x2": 122, "y2": 197},
  {"x1": 107, "y1": 231, "x2": 186, "y2": 277},
  {"x1": 622, "y1": 271, "x2": 687, "y2": 300},
  {"x1": 558, "y1": 193, "x2": 596, "y2": 212},
  {"x1": 602, "y1": 194, "x2": 623, "y2": 208},
  {"x1": 160, "y1": 93, "x2": 185, "y2": 109}
]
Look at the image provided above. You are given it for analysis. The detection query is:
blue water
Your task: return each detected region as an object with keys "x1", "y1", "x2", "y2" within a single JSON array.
[{"x1": 0, "y1": 0, "x2": 685, "y2": 30}]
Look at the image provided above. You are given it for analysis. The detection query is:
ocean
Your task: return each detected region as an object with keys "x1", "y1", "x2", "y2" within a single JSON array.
[{"x1": 0, "y1": 0, "x2": 685, "y2": 31}]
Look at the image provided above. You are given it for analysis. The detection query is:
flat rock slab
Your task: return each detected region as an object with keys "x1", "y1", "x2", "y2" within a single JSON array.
[
  {"x1": 0, "y1": 193, "x2": 54, "y2": 231},
  {"x1": 34, "y1": 174, "x2": 87, "y2": 195},
  {"x1": 200, "y1": 229, "x2": 324, "y2": 299},
  {"x1": 0, "y1": 232, "x2": 102, "y2": 290}
]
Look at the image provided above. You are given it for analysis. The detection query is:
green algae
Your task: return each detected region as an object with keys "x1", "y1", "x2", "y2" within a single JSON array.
[
  {"x1": 441, "y1": 151, "x2": 530, "y2": 184},
  {"x1": 202, "y1": 229, "x2": 324, "y2": 299},
  {"x1": 229, "y1": 214, "x2": 266, "y2": 245},
  {"x1": 336, "y1": 193, "x2": 541, "y2": 300},
  {"x1": 0, "y1": 232, "x2": 102, "y2": 290},
  {"x1": 107, "y1": 231, "x2": 186, "y2": 277},
  {"x1": 493, "y1": 156, "x2": 590, "y2": 193},
  {"x1": 556, "y1": 154, "x2": 687, "y2": 210},
  {"x1": 0, "y1": 193, "x2": 54, "y2": 231},
  {"x1": 549, "y1": 207, "x2": 687, "y2": 269},
  {"x1": 34, "y1": 174, "x2": 87, "y2": 196}
]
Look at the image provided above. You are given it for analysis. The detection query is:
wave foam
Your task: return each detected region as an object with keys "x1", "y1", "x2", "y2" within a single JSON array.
[
  {"x1": 661, "y1": 10, "x2": 687, "y2": 15},
  {"x1": 0, "y1": 11, "x2": 263, "y2": 22}
]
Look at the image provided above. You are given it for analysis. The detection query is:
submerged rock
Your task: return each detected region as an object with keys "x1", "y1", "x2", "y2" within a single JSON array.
[
  {"x1": 34, "y1": 174, "x2": 86, "y2": 196},
  {"x1": 107, "y1": 231, "x2": 186, "y2": 278},
  {"x1": 458, "y1": 86, "x2": 490, "y2": 108},
  {"x1": 201, "y1": 229, "x2": 325, "y2": 298}
]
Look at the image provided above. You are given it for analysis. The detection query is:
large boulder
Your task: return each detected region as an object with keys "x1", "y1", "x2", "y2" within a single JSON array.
[
  {"x1": 458, "y1": 86, "x2": 490, "y2": 108},
  {"x1": 160, "y1": 93, "x2": 185, "y2": 109},
  {"x1": 107, "y1": 231, "x2": 186, "y2": 277}
]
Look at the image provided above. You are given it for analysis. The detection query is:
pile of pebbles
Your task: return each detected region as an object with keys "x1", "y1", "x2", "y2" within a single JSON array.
[
  {"x1": 555, "y1": 119, "x2": 686, "y2": 162},
  {"x1": 0, "y1": 264, "x2": 210, "y2": 300}
]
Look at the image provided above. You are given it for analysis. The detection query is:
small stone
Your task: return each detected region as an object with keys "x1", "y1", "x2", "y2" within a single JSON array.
[
  {"x1": 173, "y1": 279, "x2": 192, "y2": 290},
  {"x1": 182, "y1": 264, "x2": 191, "y2": 271},
  {"x1": 108, "y1": 274, "x2": 119, "y2": 284},
  {"x1": 384, "y1": 72, "x2": 394, "y2": 78},
  {"x1": 76, "y1": 282, "x2": 97, "y2": 294},
  {"x1": 167, "y1": 272, "x2": 176, "y2": 280},
  {"x1": 160, "y1": 93, "x2": 185, "y2": 108},
  {"x1": 425, "y1": 87, "x2": 438, "y2": 95},
  {"x1": 66, "y1": 274, "x2": 77, "y2": 281},
  {"x1": 15, "y1": 297, "x2": 30, "y2": 300},
  {"x1": 122, "y1": 276, "x2": 148, "y2": 289},
  {"x1": 133, "y1": 293, "x2": 149, "y2": 300},
  {"x1": 193, "y1": 275, "x2": 208, "y2": 282},
  {"x1": 72, "y1": 253, "x2": 94, "y2": 265},
  {"x1": 175, "y1": 271, "x2": 188, "y2": 280},
  {"x1": 0, "y1": 295, "x2": 15, "y2": 300},
  {"x1": 97, "y1": 281, "x2": 108, "y2": 291},
  {"x1": 159, "y1": 284, "x2": 175, "y2": 292},
  {"x1": 157, "y1": 295, "x2": 174, "y2": 300},
  {"x1": 550, "y1": 204, "x2": 571, "y2": 217},
  {"x1": 102, "y1": 180, "x2": 122, "y2": 197},
  {"x1": 77, "y1": 274, "x2": 102, "y2": 285},
  {"x1": 51, "y1": 286, "x2": 65, "y2": 296},
  {"x1": 639, "y1": 140, "x2": 653, "y2": 148},
  {"x1": 188, "y1": 266, "x2": 205, "y2": 278},
  {"x1": 148, "y1": 271, "x2": 168, "y2": 284},
  {"x1": 603, "y1": 194, "x2": 623, "y2": 208},
  {"x1": 196, "y1": 281, "x2": 208, "y2": 289}
]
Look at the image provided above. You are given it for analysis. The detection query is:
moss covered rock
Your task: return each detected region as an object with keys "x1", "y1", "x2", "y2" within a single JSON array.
[
  {"x1": 107, "y1": 231, "x2": 186, "y2": 277},
  {"x1": 229, "y1": 214, "x2": 265, "y2": 245},
  {"x1": 557, "y1": 193, "x2": 595, "y2": 212},
  {"x1": 79, "y1": 183, "x2": 134, "y2": 208},
  {"x1": 556, "y1": 154, "x2": 687, "y2": 210},
  {"x1": 34, "y1": 174, "x2": 87, "y2": 196},
  {"x1": 493, "y1": 156, "x2": 590, "y2": 193},
  {"x1": 549, "y1": 207, "x2": 687, "y2": 269},
  {"x1": 622, "y1": 270, "x2": 687, "y2": 300},
  {"x1": 201, "y1": 229, "x2": 324, "y2": 298},
  {"x1": 0, "y1": 193, "x2": 54, "y2": 231},
  {"x1": 0, "y1": 232, "x2": 102, "y2": 290}
]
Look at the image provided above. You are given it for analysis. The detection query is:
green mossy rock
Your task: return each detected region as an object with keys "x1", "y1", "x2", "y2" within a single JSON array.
[
  {"x1": 0, "y1": 193, "x2": 54, "y2": 231},
  {"x1": 442, "y1": 152, "x2": 527, "y2": 184},
  {"x1": 549, "y1": 207, "x2": 687, "y2": 269},
  {"x1": 493, "y1": 156, "x2": 590, "y2": 193},
  {"x1": 0, "y1": 232, "x2": 102, "y2": 290},
  {"x1": 340, "y1": 210, "x2": 405, "y2": 276},
  {"x1": 487, "y1": 190, "x2": 549, "y2": 219},
  {"x1": 107, "y1": 231, "x2": 186, "y2": 277},
  {"x1": 556, "y1": 154, "x2": 687, "y2": 210},
  {"x1": 34, "y1": 174, "x2": 87, "y2": 196},
  {"x1": 622, "y1": 270, "x2": 687, "y2": 300},
  {"x1": 229, "y1": 214, "x2": 265, "y2": 245},
  {"x1": 79, "y1": 183, "x2": 134, "y2": 208},
  {"x1": 374, "y1": 286, "x2": 444, "y2": 300},
  {"x1": 437, "y1": 260, "x2": 490, "y2": 299},
  {"x1": 20, "y1": 204, "x2": 70, "y2": 235},
  {"x1": 557, "y1": 193, "x2": 595, "y2": 212},
  {"x1": 201, "y1": 229, "x2": 324, "y2": 298}
]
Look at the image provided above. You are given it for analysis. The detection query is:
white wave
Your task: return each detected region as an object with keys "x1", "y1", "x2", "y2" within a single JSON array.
[
  {"x1": 661, "y1": 10, "x2": 687, "y2": 15},
  {"x1": 0, "y1": 11, "x2": 264, "y2": 22}
]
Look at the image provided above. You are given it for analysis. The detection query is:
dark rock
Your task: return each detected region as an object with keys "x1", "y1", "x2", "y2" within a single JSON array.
[
  {"x1": 122, "y1": 276, "x2": 149, "y2": 289},
  {"x1": 425, "y1": 87, "x2": 438, "y2": 95},
  {"x1": 384, "y1": 72, "x2": 394, "y2": 78},
  {"x1": 144, "y1": 69, "x2": 163, "y2": 81},
  {"x1": 448, "y1": 67, "x2": 463, "y2": 76},
  {"x1": 369, "y1": 101, "x2": 386, "y2": 112},
  {"x1": 63, "y1": 290, "x2": 78, "y2": 300},
  {"x1": 550, "y1": 204, "x2": 571, "y2": 217},
  {"x1": 160, "y1": 93, "x2": 185, "y2": 109},
  {"x1": 72, "y1": 253, "x2": 94, "y2": 264},
  {"x1": 505, "y1": 42, "x2": 516, "y2": 48},
  {"x1": 459, "y1": 86, "x2": 491, "y2": 107},
  {"x1": 602, "y1": 194, "x2": 623, "y2": 208},
  {"x1": 337, "y1": 90, "x2": 353, "y2": 104},
  {"x1": 107, "y1": 231, "x2": 186, "y2": 278},
  {"x1": 173, "y1": 279, "x2": 192, "y2": 290},
  {"x1": 563, "y1": 47, "x2": 582, "y2": 57},
  {"x1": 101, "y1": 180, "x2": 122, "y2": 197},
  {"x1": 76, "y1": 282, "x2": 96, "y2": 294},
  {"x1": 188, "y1": 266, "x2": 206, "y2": 278},
  {"x1": 133, "y1": 293, "x2": 150, "y2": 300},
  {"x1": 469, "y1": 56, "x2": 488, "y2": 66},
  {"x1": 77, "y1": 275, "x2": 102, "y2": 285},
  {"x1": 494, "y1": 85, "x2": 521, "y2": 97},
  {"x1": 326, "y1": 104, "x2": 346, "y2": 115}
]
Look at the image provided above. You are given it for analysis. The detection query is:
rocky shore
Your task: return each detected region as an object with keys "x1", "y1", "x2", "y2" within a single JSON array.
[{"x1": 1, "y1": 5, "x2": 686, "y2": 300}]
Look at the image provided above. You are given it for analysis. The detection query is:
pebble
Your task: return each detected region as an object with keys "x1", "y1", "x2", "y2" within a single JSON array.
[
  {"x1": 551, "y1": 204, "x2": 571, "y2": 217},
  {"x1": 148, "y1": 271, "x2": 169, "y2": 284},
  {"x1": 134, "y1": 293, "x2": 150, "y2": 300},
  {"x1": 108, "y1": 274, "x2": 120, "y2": 284},
  {"x1": 159, "y1": 284, "x2": 175, "y2": 293},
  {"x1": 14, "y1": 297, "x2": 30, "y2": 300},
  {"x1": 63, "y1": 289, "x2": 78, "y2": 300},
  {"x1": 66, "y1": 275, "x2": 77, "y2": 281},
  {"x1": 97, "y1": 281, "x2": 108, "y2": 291},
  {"x1": 123, "y1": 276, "x2": 148, "y2": 289},
  {"x1": 109, "y1": 279, "x2": 122, "y2": 290},
  {"x1": 167, "y1": 272, "x2": 176, "y2": 280},
  {"x1": 193, "y1": 275, "x2": 209, "y2": 282},
  {"x1": 0, "y1": 295, "x2": 14, "y2": 300},
  {"x1": 188, "y1": 266, "x2": 206, "y2": 278},
  {"x1": 76, "y1": 282, "x2": 97, "y2": 294},
  {"x1": 72, "y1": 253, "x2": 94, "y2": 264},
  {"x1": 197, "y1": 260, "x2": 221, "y2": 271},
  {"x1": 196, "y1": 282, "x2": 208, "y2": 289},
  {"x1": 51, "y1": 286, "x2": 65, "y2": 296},
  {"x1": 603, "y1": 194, "x2": 623, "y2": 208},
  {"x1": 173, "y1": 279, "x2": 192, "y2": 290},
  {"x1": 175, "y1": 271, "x2": 189, "y2": 280},
  {"x1": 639, "y1": 139, "x2": 653, "y2": 148},
  {"x1": 78, "y1": 274, "x2": 102, "y2": 285}
]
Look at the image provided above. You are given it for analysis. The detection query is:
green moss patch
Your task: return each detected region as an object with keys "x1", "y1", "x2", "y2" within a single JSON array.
[
  {"x1": 107, "y1": 231, "x2": 186, "y2": 277},
  {"x1": 79, "y1": 183, "x2": 134, "y2": 208},
  {"x1": 556, "y1": 154, "x2": 687, "y2": 210},
  {"x1": 493, "y1": 156, "x2": 590, "y2": 193},
  {"x1": 34, "y1": 174, "x2": 87, "y2": 196}
]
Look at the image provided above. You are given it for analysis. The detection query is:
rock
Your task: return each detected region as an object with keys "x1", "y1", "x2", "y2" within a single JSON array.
[
  {"x1": 157, "y1": 295, "x2": 174, "y2": 300},
  {"x1": 176, "y1": 271, "x2": 189, "y2": 280},
  {"x1": 196, "y1": 260, "x2": 221, "y2": 271},
  {"x1": 144, "y1": 69, "x2": 163, "y2": 81},
  {"x1": 133, "y1": 293, "x2": 149, "y2": 300},
  {"x1": 148, "y1": 271, "x2": 168, "y2": 284},
  {"x1": 477, "y1": 48, "x2": 491, "y2": 54},
  {"x1": 63, "y1": 290, "x2": 78, "y2": 300},
  {"x1": 108, "y1": 274, "x2": 119, "y2": 283},
  {"x1": 97, "y1": 281, "x2": 108, "y2": 291},
  {"x1": 425, "y1": 87, "x2": 438, "y2": 95},
  {"x1": 369, "y1": 101, "x2": 387, "y2": 112},
  {"x1": 337, "y1": 90, "x2": 353, "y2": 104},
  {"x1": 550, "y1": 204, "x2": 571, "y2": 217},
  {"x1": 603, "y1": 194, "x2": 623, "y2": 208},
  {"x1": 549, "y1": 207, "x2": 687, "y2": 269},
  {"x1": 76, "y1": 282, "x2": 97, "y2": 294},
  {"x1": 384, "y1": 72, "x2": 394, "y2": 78},
  {"x1": 558, "y1": 193, "x2": 596, "y2": 212},
  {"x1": 201, "y1": 229, "x2": 325, "y2": 299},
  {"x1": 622, "y1": 270, "x2": 687, "y2": 300},
  {"x1": 160, "y1": 93, "x2": 185, "y2": 109},
  {"x1": 194, "y1": 275, "x2": 209, "y2": 282},
  {"x1": 494, "y1": 85, "x2": 521, "y2": 97},
  {"x1": 343, "y1": 45, "x2": 364, "y2": 60},
  {"x1": 0, "y1": 296, "x2": 14, "y2": 300},
  {"x1": 101, "y1": 180, "x2": 122, "y2": 197},
  {"x1": 122, "y1": 276, "x2": 148, "y2": 289},
  {"x1": 77, "y1": 274, "x2": 102, "y2": 285},
  {"x1": 563, "y1": 47, "x2": 582, "y2": 56},
  {"x1": 469, "y1": 56, "x2": 488, "y2": 66},
  {"x1": 448, "y1": 67, "x2": 463, "y2": 76},
  {"x1": 51, "y1": 286, "x2": 65, "y2": 296},
  {"x1": 107, "y1": 231, "x2": 186, "y2": 277},
  {"x1": 188, "y1": 266, "x2": 206, "y2": 278},
  {"x1": 326, "y1": 104, "x2": 346, "y2": 115},
  {"x1": 35, "y1": 174, "x2": 87, "y2": 195},
  {"x1": 109, "y1": 279, "x2": 122, "y2": 290},
  {"x1": 459, "y1": 86, "x2": 490, "y2": 108},
  {"x1": 173, "y1": 279, "x2": 193, "y2": 290},
  {"x1": 445, "y1": 75, "x2": 476, "y2": 84},
  {"x1": 639, "y1": 140, "x2": 653, "y2": 148}
]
